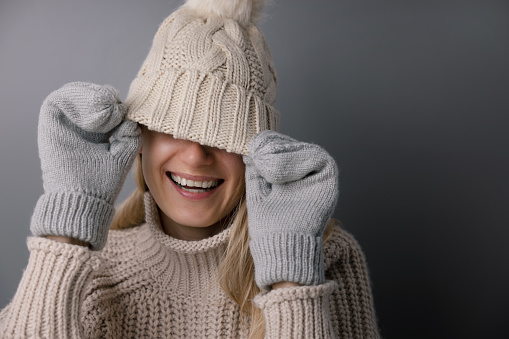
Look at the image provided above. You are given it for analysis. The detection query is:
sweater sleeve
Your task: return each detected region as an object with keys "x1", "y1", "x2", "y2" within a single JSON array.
[
  {"x1": 324, "y1": 227, "x2": 380, "y2": 339},
  {"x1": 254, "y1": 281, "x2": 338, "y2": 338},
  {"x1": 254, "y1": 225, "x2": 380, "y2": 339},
  {"x1": 0, "y1": 237, "x2": 102, "y2": 339}
]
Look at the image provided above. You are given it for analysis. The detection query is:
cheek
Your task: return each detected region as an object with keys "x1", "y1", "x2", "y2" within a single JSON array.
[
  {"x1": 140, "y1": 154, "x2": 156, "y2": 191},
  {"x1": 140, "y1": 145, "x2": 165, "y2": 190},
  {"x1": 223, "y1": 153, "x2": 245, "y2": 180},
  {"x1": 140, "y1": 134, "x2": 173, "y2": 177},
  {"x1": 223, "y1": 154, "x2": 246, "y2": 203}
]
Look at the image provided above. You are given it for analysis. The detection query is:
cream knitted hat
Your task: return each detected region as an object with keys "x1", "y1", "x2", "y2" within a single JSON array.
[{"x1": 126, "y1": 0, "x2": 279, "y2": 155}]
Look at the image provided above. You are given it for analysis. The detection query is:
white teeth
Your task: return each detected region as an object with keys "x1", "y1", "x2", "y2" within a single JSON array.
[
  {"x1": 170, "y1": 173, "x2": 219, "y2": 189},
  {"x1": 181, "y1": 187, "x2": 207, "y2": 193}
]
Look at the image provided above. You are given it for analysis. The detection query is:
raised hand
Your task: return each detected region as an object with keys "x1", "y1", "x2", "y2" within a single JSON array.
[
  {"x1": 244, "y1": 130, "x2": 339, "y2": 289},
  {"x1": 30, "y1": 82, "x2": 141, "y2": 250}
]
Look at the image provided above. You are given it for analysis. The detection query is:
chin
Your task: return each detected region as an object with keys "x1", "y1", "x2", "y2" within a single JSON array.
[
  {"x1": 177, "y1": 218, "x2": 218, "y2": 229},
  {"x1": 164, "y1": 209, "x2": 223, "y2": 228}
]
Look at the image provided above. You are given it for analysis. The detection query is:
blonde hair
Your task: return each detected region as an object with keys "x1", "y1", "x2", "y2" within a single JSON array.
[{"x1": 111, "y1": 155, "x2": 336, "y2": 339}]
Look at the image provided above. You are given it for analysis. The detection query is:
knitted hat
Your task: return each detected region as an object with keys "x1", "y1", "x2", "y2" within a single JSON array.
[{"x1": 126, "y1": 0, "x2": 279, "y2": 155}]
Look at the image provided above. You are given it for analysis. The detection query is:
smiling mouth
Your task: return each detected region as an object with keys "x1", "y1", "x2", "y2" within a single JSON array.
[{"x1": 167, "y1": 172, "x2": 224, "y2": 193}]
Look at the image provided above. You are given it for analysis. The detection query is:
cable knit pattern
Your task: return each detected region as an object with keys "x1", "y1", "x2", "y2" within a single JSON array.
[
  {"x1": 0, "y1": 194, "x2": 380, "y2": 338},
  {"x1": 126, "y1": 7, "x2": 279, "y2": 155}
]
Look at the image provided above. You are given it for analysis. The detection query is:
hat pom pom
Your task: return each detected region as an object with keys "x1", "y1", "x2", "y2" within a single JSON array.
[{"x1": 183, "y1": 0, "x2": 266, "y2": 26}]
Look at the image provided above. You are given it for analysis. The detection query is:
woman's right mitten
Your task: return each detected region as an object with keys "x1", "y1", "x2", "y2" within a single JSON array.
[{"x1": 30, "y1": 82, "x2": 141, "y2": 250}]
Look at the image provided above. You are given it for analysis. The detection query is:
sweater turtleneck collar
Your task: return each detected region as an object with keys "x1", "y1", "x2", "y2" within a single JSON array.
[{"x1": 135, "y1": 192, "x2": 231, "y2": 297}]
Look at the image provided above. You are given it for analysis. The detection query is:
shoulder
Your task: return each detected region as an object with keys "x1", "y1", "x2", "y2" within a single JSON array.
[
  {"x1": 80, "y1": 225, "x2": 154, "y2": 325},
  {"x1": 96, "y1": 224, "x2": 151, "y2": 270},
  {"x1": 323, "y1": 220, "x2": 368, "y2": 271},
  {"x1": 86, "y1": 224, "x2": 151, "y2": 290},
  {"x1": 102, "y1": 224, "x2": 145, "y2": 255}
]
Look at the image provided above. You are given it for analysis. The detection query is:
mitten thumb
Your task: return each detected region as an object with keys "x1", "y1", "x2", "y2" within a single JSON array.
[
  {"x1": 243, "y1": 155, "x2": 272, "y2": 199},
  {"x1": 110, "y1": 120, "x2": 142, "y2": 162}
]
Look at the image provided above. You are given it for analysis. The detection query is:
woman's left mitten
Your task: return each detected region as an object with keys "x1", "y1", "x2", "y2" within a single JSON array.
[
  {"x1": 30, "y1": 82, "x2": 141, "y2": 250},
  {"x1": 244, "y1": 130, "x2": 339, "y2": 290}
]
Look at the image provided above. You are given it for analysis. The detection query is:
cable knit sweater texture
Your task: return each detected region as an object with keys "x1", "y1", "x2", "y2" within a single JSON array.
[{"x1": 0, "y1": 193, "x2": 379, "y2": 338}]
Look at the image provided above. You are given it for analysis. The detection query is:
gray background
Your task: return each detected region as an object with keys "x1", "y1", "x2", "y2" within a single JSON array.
[{"x1": 1, "y1": 0, "x2": 508, "y2": 338}]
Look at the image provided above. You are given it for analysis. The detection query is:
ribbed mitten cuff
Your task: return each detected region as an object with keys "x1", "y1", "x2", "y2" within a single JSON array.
[
  {"x1": 30, "y1": 191, "x2": 115, "y2": 250},
  {"x1": 250, "y1": 232, "x2": 325, "y2": 290}
]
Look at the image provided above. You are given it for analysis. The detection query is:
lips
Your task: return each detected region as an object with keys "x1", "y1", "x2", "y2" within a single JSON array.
[{"x1": 166, "y1": 172, "x2": 224, "y2": 193}]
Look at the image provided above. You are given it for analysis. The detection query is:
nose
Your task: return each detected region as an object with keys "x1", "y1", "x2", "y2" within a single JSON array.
[{"x1": 179, "y1": 140, "x2": 214, "y2": 167}]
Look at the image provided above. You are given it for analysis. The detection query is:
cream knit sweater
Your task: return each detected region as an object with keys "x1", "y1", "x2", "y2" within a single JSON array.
[{"x1": 0, "y1": 194, "x2": 379, "y2": 338}]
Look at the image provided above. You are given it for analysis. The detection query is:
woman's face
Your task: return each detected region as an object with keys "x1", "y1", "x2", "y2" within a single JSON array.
[{"x1": 140, "y1": 128, "x2": 245, "y2": 240}]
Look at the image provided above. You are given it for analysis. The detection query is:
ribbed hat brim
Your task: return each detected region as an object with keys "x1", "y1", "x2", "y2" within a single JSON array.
[{"x1": 126, "y1": 68, "x2": 279, "y2": 155}]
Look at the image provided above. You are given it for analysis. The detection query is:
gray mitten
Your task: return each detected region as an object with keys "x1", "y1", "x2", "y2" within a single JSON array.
[
  {"x1": 30, "y1": 82, "x2": 141, "y2": 250},
  {"x1": 244, "y1": 130, "x2": 339, "y2": 289}
]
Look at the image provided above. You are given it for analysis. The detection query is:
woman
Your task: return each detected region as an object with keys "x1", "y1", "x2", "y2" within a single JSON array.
[{"x1": 0, "y1": 0, "x2": 380, "y2": 338}]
